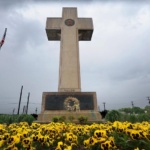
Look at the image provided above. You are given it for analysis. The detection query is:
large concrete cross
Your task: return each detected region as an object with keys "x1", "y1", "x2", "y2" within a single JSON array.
[{"x1": 46, "y1": 7, "x2": 93, "y2": 92}]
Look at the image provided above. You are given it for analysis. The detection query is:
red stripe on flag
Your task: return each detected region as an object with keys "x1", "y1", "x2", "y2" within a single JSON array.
[{"x1": 0, "y1": 28, "x2": 7, "y2": 49}]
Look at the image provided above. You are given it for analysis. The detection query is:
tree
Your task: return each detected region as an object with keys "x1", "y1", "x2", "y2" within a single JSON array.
[
  {"x1": 105, "y1": 110, "x2": 121, "y2": 122},
  {"x1": 119, "y1": 107, "x2": 145, "y2": 114},
  {"x1": 132, "y1": 107, "x2": 145, "y2": 114},
  {"x1": 119, "y1": 107, "x2": 132, "y2": 114},
  {"x1": 145, "y1": 105, "x2": 150, "y2": 115}
]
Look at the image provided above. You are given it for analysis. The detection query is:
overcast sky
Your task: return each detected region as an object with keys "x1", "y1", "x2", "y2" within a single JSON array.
[{"x1": 0, "y1": 0, "x2": 150, "y2": 114}]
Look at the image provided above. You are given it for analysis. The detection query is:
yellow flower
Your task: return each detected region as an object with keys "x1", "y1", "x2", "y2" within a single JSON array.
[
  {"x1": 38, "y1": 135, "x2": 45, "y2": 143},
  {"x1": 142, "y1": 131, "x2": 150, "y2": 141},
  {"x1": 0, "y1": 127, "x2": 6, "y2": 134},
  {"x1": 10, "y1": 128, "x2": 17, "y2": 135},
  {"x1": 31, "y1": 122, "x2": 40, "y2": 129},
  {"x1": 89, "y1": 136, "x2": 98, "y2": 146},
  {"x1": 3, "y1": 133, "x2": 10, "y2": 140},
  {"x1": 64, "y1": 145, "x2": 72, "y2": 150},
  {"x1": 130, "y1": 130, "x2": 141, "y2": 140},
  {"x1": 65, "y1": 132, "x2": 77, "y2": 144},
  {"x1": 0, "y1": 135, "x2": 4, "y2": 141},
  {"x1": 83, "y1": 128, "x2": 90, "y2": 136},
  {"x1": 125, "y1": 129, "x2": 132, "y2": 136},
  {"x1": 97, "y1": 137, "x2": 106, "y2": 143},
  {"x1": 94, "y1": 130, "x2": 108, "y2": 139},
  {"x1": 55, "y1": 141, "x2": 64, "y2": 150},
  {"x1": 83, "y1": 138, "x2": 90, "y2": 148},
  {"x1": 101, "y1": 141, "x2": 112, "y2": 150},
  {"x1": 13, "y1": 135, "x2": 20, "y2": 144},
  {"x1": 100, "y1": 137, "x2": 117, "y2": 150},
  {"x1": 108, "y1": 136, "x2": 116, "y2": 149},
  {"x1": 7, "y1": 136, "x2": 15, "y2": 145},
  {"x1": 4, "y1": 143, "x2": 15, "y2": 150},
  {"x1": 22, "y1": 130, "x2": 29, "y2": 138},
  {"x1": 19, "y1": 122, "x2": 29, "y2": 126},
  {"x1": 11, "y1": 146, "x2": 18, "y2": 150},
  {"x1": 22, "y1": 137, "x2": 32, "y2": 148},
  {"x1": 0, "y1": 140, "x2": 5, "y2": 148}
]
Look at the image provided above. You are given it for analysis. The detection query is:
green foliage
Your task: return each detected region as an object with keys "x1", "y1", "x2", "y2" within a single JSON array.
[
  {"x1": 20, "y1": 114, "x2": 35, "y2": 125},
  {"x1": 119, "y1": 113, "x2": 129, "y2": 122},
  {"x1": 90, "y1": 143, "x2": 101, "y2": 150},
  {"x1": 105, "y1": 110, "x2": 121, "y2": 122},
  {"x1": 133, "y1": 107, "x2": 145, "y2": 114},
  {"x1": 0, "y1": 114, "x2": 35, "y2": 125},
  {"x1": 68, "y1": 115, "x2": 75, "y2": 122},
  {"x1": 128, "y1": 114, "x2": 138, "y2": 123},
  {"x1": 105, "y1": 108, "x2": 150, "y2": 123},
  {"x1": 119, "y1": 107, "x2": 145, "y2": 114},
  {"x1": 112, "y1": 131, "x2": 130, "y2": 150},
  {"x1": 145, "y1": 105, "x2": 150, "y2": 115},
  {"x1": 52, "y1": 116, "x2": 59, "y2": 122},
  {"x1": 78, "y1": 116, "x2": 88, "y2": 124},
  {"x1": 18, "y1": 114, "x2": 27, "y2": 122},
  {"x1": 119, "y1": 107, "x2": 133, "y2": 114},
  {"x1": 52, "y1": 116, "x2": 66, "y2": 123},
  {"x1": 0, "y1": 114, "x2": 13, "y2": 124},
  {"x1": 137, "y1": 113, "x2": 150, "y2": 122},
  {"x1": 120, "y1": 113, "x2": 150, "y2": 123},
  {"x1": 114, "y1": 131, "x2": 150, "y2": 150},
  {"x1": 58, "y1": 116, "x2": 66, "y2": 122}
]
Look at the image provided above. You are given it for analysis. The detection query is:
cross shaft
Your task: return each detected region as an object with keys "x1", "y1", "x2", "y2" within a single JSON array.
[{"x1": 46, "y1": 7, "x2": 93, "y2": 92}]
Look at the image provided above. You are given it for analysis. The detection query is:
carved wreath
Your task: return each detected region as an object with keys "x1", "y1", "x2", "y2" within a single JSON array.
[{"x1": 64, "y1": 97, "x2": 80, "y2": 111}]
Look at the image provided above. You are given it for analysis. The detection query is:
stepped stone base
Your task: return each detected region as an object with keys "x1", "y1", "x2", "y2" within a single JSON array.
[
  {"x1": 38, "y1": 110, "x2": 102, "y2": 123},
  {"x1": 37, "y1": 92, "x2": 102, "y2": 123}
]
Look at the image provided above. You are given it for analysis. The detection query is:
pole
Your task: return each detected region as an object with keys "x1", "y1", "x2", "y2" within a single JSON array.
[
  {"x1": 35, "y1": 108, "x2": 37, "y2": 114},
  {"x1": 12, "y1": 108, "x2": 15, "y2": 114},
  {"x1": 26, "y1": 92, "x2": 30, "y2": 114},
  {"x1": 23, "y1": 105, "x2": 26, "y2": 114},
  {"x1": 131, "y1": 101, "x2": 134, "y2": 108},
  {"x1": 131, "y1": 101, "x2": 134, "y2": 114},
  {"x1": 103, "y1": 102, "x2": 106, "y2": 111},
  {"x1": 17, "y1": 85, "x2": 23, "y2": 115},
  {"x1": 147, "y1": 97, "x2": 150, "y2": 104}
]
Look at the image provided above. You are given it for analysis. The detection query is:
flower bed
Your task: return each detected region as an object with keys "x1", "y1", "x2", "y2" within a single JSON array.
[{"x1": 0, "y1": 121, "x2": 150, "y2": 150}]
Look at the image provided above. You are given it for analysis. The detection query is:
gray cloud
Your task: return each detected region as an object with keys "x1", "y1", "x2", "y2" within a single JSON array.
[{"x1": 0, "y1": 0, "x2": 150, "y2": 114}]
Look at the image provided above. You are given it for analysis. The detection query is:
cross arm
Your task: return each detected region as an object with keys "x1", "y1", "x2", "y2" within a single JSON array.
[
  {"x1": 78, "y1": 18, "x2": 93, "y2": 41},
  {"x1": 46, "y1": 18, "x2": 62, "y2": 41}
]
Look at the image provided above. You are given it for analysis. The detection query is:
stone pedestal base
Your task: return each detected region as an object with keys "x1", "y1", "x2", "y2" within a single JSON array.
[
  {"x1": 38, "y1": 92, "x2": 102, "y2": 123},
  {"x1": 38, "y1": 110, "x2": 102, "y2": 123}
]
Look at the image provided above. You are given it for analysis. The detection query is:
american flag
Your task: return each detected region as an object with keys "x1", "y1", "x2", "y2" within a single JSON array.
[{"x1": 0, "y1": 28, "x2": 7, "y2": 50}]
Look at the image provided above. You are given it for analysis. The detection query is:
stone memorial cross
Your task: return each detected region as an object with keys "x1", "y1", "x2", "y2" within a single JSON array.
[{"x1": 46, "y1": 7, "x2": 93, "y2": 92}]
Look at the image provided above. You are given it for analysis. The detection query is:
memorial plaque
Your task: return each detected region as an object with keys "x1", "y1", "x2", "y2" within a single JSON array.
[{"x1": 45, "y1": 93, "x2": 94, "y2": 110}]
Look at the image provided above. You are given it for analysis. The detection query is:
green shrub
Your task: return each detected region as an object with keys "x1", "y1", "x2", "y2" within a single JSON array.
[
  {"x1": 137, "y1": 113, "x2": 150, "y2": 122},
  {"x1": 0, "y1": 114, "x2": 35, "y2": 125},
  {"x1": 58, "y1": 116, "x2": 66, "y2": 122},
  {"x1": 105, "y1": 110, "x2": 121, "y2": 122},
  {"x1": 105, "y1": 110, "x2": 150, "y2": 123},
  {"x1": 20, "y1": 115, "x2": 35, "y2": 125},
  {"x1": 78, "y1": 116, "x2": 88, "y2": 124},
  {"x1": 128, "y1": 114, "x2": 138, "y2": 123},
  {"x1": 52, "y1": 116, "x2": 59, "y2": 122}
]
